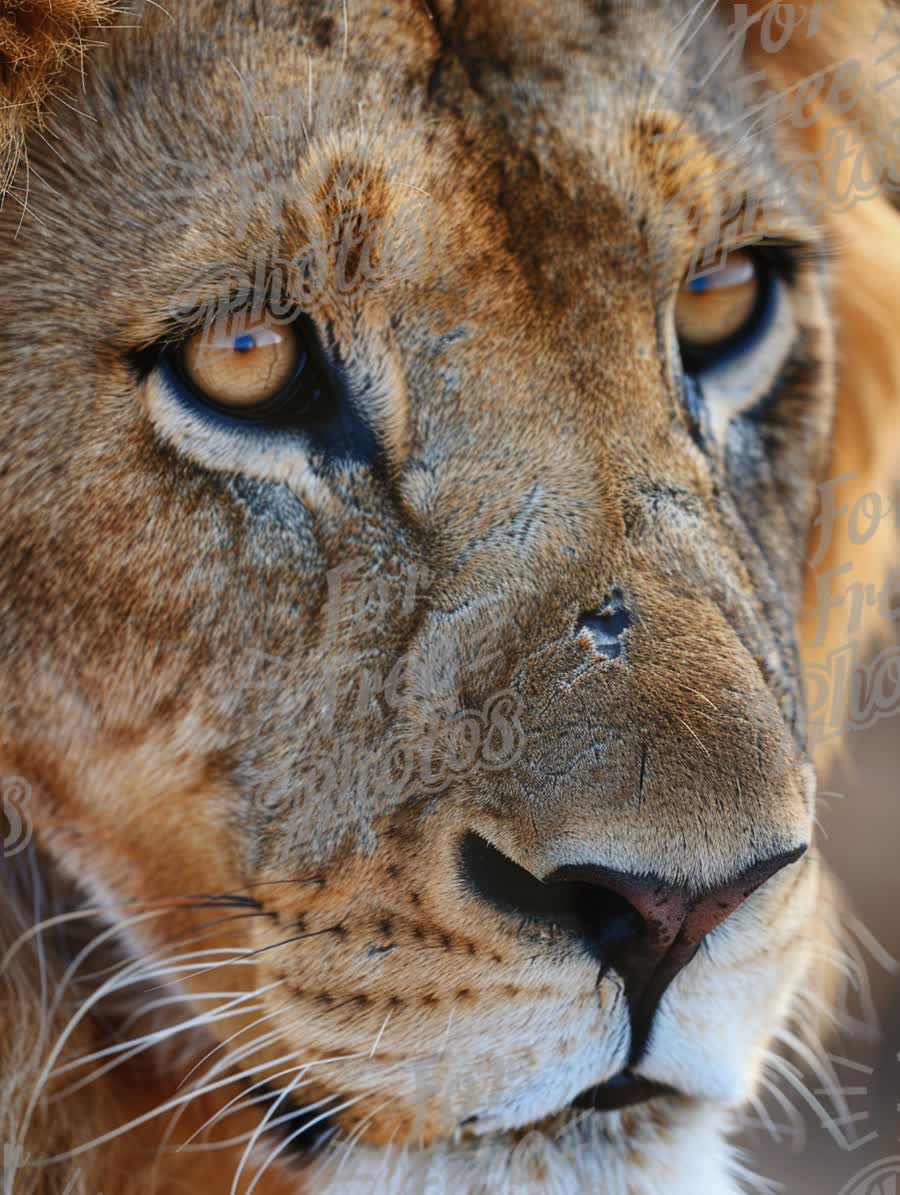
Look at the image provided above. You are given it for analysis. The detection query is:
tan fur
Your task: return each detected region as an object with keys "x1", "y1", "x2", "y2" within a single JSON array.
[
  {"x1": 0, "y1": 2, "x2": 898, "y2": 1193},
  {"x1": 0, "y1": 0, "x2": 118, "y2": 193}
]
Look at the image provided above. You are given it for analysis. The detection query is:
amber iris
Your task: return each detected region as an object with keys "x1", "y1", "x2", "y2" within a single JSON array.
[
  {"x1": 675, "y1": 251, "x2": 761, "y2": 356},
  {"x1": 180, "y1": 313, "x2": 303, "y2": 410}
]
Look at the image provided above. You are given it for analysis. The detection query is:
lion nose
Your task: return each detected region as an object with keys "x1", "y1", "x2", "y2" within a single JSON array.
[{"x1": 460, "y1": 833, "x2": 806, "y2": 1063}]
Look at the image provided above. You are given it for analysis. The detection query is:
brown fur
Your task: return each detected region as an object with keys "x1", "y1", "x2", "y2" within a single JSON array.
[
  {"x1": 0, "y1": 2, "x2": 898, "y2": 1192},
  {"x1": 0, "y1": 0, "x2": 117, "y2": 192}
]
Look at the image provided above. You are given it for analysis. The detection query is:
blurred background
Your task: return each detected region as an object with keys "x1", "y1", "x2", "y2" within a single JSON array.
[{"x1": 746, "y1": 686, "x2": 900, "y2": 1193}]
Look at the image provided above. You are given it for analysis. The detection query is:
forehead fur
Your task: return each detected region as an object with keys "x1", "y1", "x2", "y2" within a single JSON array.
[{"x1": 4, "y1": 0, "x2": 799, "y2": 298}]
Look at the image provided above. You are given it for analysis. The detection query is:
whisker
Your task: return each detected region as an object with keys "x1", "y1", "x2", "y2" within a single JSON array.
[
  {"x1": 774, "y1": 1025, "x2": 853, "y2": 1125},
  {"x1": 176, "y1": 1001, "x2": 293, "y2": 1090},
  {"x1": 1, "y1": 904, "x2": 167, "y2": 977},
  {"x1": 368, "y1": 1010, "x2": 393, "y2": 1059},
  {"x1": 71, "y1": 916, "x2": 264, "y2": 995},
  {"x1": 178, "y1": 1095, "x2": 346, "y2": 1153},
  {"x1": 326, "y1": 1094, "x2": 397, "y2": 1185},
  {"x1": 186, "y1": 1041, "x2": 373, "y2": 1150},
  {"x1": 37, "y1": 1044, "x2": 317, "y2": 1164},
  {"x1": 660, "y1": 0, "x2": 720, "y2": 85},
  {"x1": 755, "y1": 1069, "x2": 807, "y2": 1148},
  {"x1": 137, "y1": 949, "x2": 260, "y2": 995},
  {"x1": 246, "y1": 1092, "x2": 365, "y2": 1195},
  {"x1": 159, "y1": 1028, "x2": 294, "y2": 1157},
  {"x1": 115, "y1": 987, "x2": 255, "y2": 1041},
  {"x1": 761, "y1": 1051, "x2": 852, "y2": 1150},
  {"x1": 743, "y1": 1090, "x2": 784, "y2": 1144},
  {"x1": 843, "y1": 913, "x2": 899, "y2": 976},
  {"x1": 52, "y1": 983, "x2": 278, "y2": 1081},
  {"x1": 230, "y1": 1061, "x2": 314, "y2": 1195},
  {"x1": 177, "y1": 1088, "x2": 297, "y2": 1152},
  {"x1": 50, "y1": 992, "x2": 275, "y2": 1100},
  {"x1": 141, "y1": 926, "x2": 341, "y2": 995}
]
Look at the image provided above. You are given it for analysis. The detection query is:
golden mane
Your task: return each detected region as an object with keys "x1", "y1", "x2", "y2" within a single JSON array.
[{"x1": 0, "y1": 0, "x2": 118, "y2": 191}]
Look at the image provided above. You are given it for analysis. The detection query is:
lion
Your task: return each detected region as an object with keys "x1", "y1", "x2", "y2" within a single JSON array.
[{"x1": 1, "y1": 1, "x2": 899, "y2": 1193}]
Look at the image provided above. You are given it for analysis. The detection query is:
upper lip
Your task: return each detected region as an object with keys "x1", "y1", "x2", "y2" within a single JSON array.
[
  {"x1": 261, "y1": 1067, "x2": 680, "y2": 1159},
  {"x1": 460, "y1": 1071, "x2": 682, "y2": 1136},
  {"x1": 571, "y1": 1069, "x2": 678, "y2": 1113}
]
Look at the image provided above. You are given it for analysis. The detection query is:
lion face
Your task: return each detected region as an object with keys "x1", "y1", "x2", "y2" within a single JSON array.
[{"x1": 0, "y1": 1, "x2": 846, "y2": 1190}]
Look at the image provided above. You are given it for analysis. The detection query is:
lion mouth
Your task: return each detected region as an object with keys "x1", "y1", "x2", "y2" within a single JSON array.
[
  {"x1": 258, "y1": 1071, "x2": 678, "y2": 1160},
  {"x1": 571, "y1": 1070, "x2": 677, "y2": 1113}
]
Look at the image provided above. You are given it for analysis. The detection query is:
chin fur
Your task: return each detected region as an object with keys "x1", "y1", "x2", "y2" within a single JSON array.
[{"x1": 306, "y1": 1103, "x2": 748, "y2": 1195}]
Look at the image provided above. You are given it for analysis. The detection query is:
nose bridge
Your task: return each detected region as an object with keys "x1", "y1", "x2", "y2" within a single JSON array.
[
  {"x1": 397, "y1": 359, "x2": 812, "y2": 876},
  {"x1": 404, "y1": 482, "x2": 814, "y2": 885},
  {"x1": 484, "y1": 578, "x2": 814, "y2": 887}
]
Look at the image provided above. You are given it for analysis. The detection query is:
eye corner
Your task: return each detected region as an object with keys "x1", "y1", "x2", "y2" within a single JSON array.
[
  {"x1": 128, "y1": 340, "x2": 170, "y2": 383},
  {"x1": 127, "y1": 314, "x2": 203, "y2": 383}
]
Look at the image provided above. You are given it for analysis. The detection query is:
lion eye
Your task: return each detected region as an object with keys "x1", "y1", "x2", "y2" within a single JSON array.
[
  {"x1": 178, "y1": 312, "x2": 307, "y2": 414},
  {"x1": 150, "y1": 304, "x2": 380, "y2": 464},
  {"x1": 675, "y1": 251, "x2": 767, "y2": 374}
]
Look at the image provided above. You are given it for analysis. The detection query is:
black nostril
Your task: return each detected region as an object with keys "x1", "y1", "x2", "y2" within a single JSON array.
[
  {"x1": 459, "y1": 831, "x2": 579, "y2": 926},
  {"x1": 576, "y1": 593, "x2": 632, "y2": 659},
  {"x1": 458, "y1": 833, "x2": 644, "y2": 963}
]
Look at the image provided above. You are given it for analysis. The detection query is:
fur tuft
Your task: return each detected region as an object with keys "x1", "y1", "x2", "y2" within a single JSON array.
[{"x1": 0, "y1": 0, "x2": 118, "y2": 190}]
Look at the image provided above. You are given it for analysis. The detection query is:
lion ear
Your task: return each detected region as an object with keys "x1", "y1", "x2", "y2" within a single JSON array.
[
  {"x1": 720, "y1": 0, "x2": 900, "y2": 761},
  {"x1": 0, "y1": 0, "x2": 118, "y2": 191}
]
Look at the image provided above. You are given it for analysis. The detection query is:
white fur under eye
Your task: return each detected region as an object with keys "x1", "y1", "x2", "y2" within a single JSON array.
[{"x1": 143, "y1": 367, "x2": 331, "y2": 509}]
